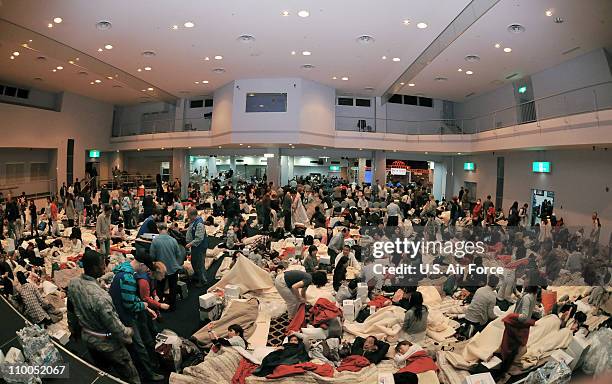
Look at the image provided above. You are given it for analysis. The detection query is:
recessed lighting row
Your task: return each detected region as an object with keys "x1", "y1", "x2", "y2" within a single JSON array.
[
  {"x1": 281, "y1": 10, "x2": 310, "y2": 17},
  {"x1": 331, "y1": 76, "x2": 349, "y2": 81},
  {"x1": 194, "y1": 80, "x2": 210, "y2": 84},
  {"x1": 401, "y1": 20, "x2": 428, "y2": 29},
  {"x1": 381, "y1": 56, "x2": 401, "y2": 62},
  {"x1": 140, "y1": 87, "x2": 154, "y2": 92},
  {"x1": 47, "y1": 17, "x2": 62, "y2": 28},
  {"x1": 494, "y1": 43, "x2": 512, "y2": 53},
  {"x1": 97, "y1": 44, "x2": 113, "y2": 52},
  {"x1": 172, "y1": 21, "x2": 195, "y2": 30}
]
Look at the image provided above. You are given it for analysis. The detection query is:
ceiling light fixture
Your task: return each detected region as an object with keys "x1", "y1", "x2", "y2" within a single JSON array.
[
  {"x1": 52, "y1": 69, "x2": 56, "y2": 72},
  {"x1": 466, "y1": 70, "x2": 474, "y2": 75},
  {"x1": 416, "y1": 22, "x2": 428, "y2": 29},
  {"x1": 297, "y1": 10, "x2": 310, "y2": 18},
  {"x1": 147, "y1": 87, "x2": 154, "y2": 91},
  {"x1": 96, "y1": 21, "x2": 112, "y2": 30},
  {"x1": 104, "y1": 44, "x2": 113, "y2": 49},
  {"x1": 94, "y1": 79, "x2": 101, "y2": 83},
  {"x1": 184, "y1": 21, "x2": 195, "y2": 28},
  {"x1": 408, "y1": 83, "x2": 415, "y2": 87},
  {"x1": 142, "y1": 50, "x2": 156, "y2": 57},
  {"x1": 204, "y1": 56, "x2": 210, "y2": 60},
  {"x1": 403, "y1": 19, "x2": 410, "y2": 25},
  {"x1": 12, "y1": 51, "x2": 19, "y2": 56},
  {"x1": 68, "y1": 60, "x2": 74, "y2": 64},
  {"x1": 90, "y1": 81, "x2": 94, "y2": 85},
  {"x1": 53, "y1": 17, "x2": 63, "y2": 23},
  {"x1": 237, "y1": 34, "x2": 255, "y2": 43},
  {"x1": 503, "y1": 47, "x2": 512, "y2": 53},
  {"x1": 302, "y1": 51, "x2": 311, "y2": 56},
  {"x1": 356, "y1": 35, "x2": 375, "y2": 44},
  {"x1": 144, "y1": 66, "x2": 152, "y2": 70},
  {"x1": 494, "y1": 43, "x2": 501, "y2": 48},
  {"x1": 195, "y1": 81, "x2": 199, "y2": 84},
  {"x1": 554, "y1": 17, "x2": 564, "y2": 24},
  {"x1": 56, "y1": 66, "x2": 63, "y2": 70},
  {"x1": 545, "y1": 9, "x2": 553, "y2": 17},
  {"x1": 291, "y1": 51, "x2": 296, "y2": 55},
  {"x1": 392, "y1": 57, "x2": 400, "y2": 62},
  {"x1": 341, "y1": 77, "x2": 349, "y2": 81},
  {"x1": 97, "y1": 48, "x2": 103, "y2": 52},
  {"x1": 458, "y1": 68, "x2": 463, "y2": 72},
  {"x1": 381, "y1": 55, "x2": 387, "y2": 60},
  {"x1": 10, "y1": 56, "x2": 14, "y2": 60},
  {"x1": 239, "y1": 143, "x2": 243, "y2": 146},
  {"x1": 141, "y1": 89, "x2": 146, "y2": 92},
  {"x1": 47, "y1": 23, "x2": 53, "y2": 28},
  {"x1": 281, "y1": 10, "x2": 290, "y2": 17},
  {"x1": 107, "y1": 76, "x2": 113, "y2": 80},
  {"x1": 400, "y1": 82, "x2": 405, "y2": 85},
  {"x1": 202, "y1": 80, "x2": 209, "y2": 84},
  {"x1": 332, "y1": 76, "x2": 337, "y2": 80},
  {"x1": 214, "y1": 55, "x2": 223, "y2": 60},
  {"x1": 172, "y1": 25, "x2": 179, "y2": 30}
]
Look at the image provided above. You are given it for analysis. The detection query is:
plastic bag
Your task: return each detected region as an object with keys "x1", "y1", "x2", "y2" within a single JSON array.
[
  {"x1": 525, "y1": 361, "x2": 572, "y2": 384},
  {"x1": 581, "y1": 327, "x2": 612, "y2": 377}
]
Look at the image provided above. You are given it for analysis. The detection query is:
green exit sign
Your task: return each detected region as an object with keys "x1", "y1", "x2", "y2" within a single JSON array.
[
  {"x1": 518, "y1": 86, "x2": 527, "y2": 94},
  {"x1": 89, "y1": 150, "x2": 100, "y2": 158},
  {"x1": 532, "y1": 161, "x2": 551, "y2": 173},
  {"x1": 464, "y1": 162, "x2": 475, "y2": 171},
  {"x1": 329, "y1": 165, "x2": 341, "y2": 172}
]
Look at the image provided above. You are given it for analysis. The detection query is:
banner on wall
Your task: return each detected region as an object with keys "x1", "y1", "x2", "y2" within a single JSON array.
[{"x1": 389, "y1": 160, "x2": 407, "y2": 175}]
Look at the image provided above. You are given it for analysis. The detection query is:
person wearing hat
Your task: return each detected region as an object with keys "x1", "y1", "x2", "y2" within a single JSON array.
[{"x1": 109, "y1": 253, "x2": 164, "y2": 382}]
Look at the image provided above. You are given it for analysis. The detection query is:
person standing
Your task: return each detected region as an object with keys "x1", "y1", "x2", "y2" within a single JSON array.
[
  {"x1": 282, "y1": 190, "x2": 293, "y2": 233},
  {"x1": 75, "y1": 194, "x2": 84, "y2": 227},
  {"x1": 327, "y1": 227, "x2": 348, "y2": 267},
  {"x1": 150, "y1": 222, "x2": 184, "y2": 311},
  {"x1": 185, "y1": 207, "x2": 208, "y2": 287},
  {"x1": 386, "y1": 199, "x2": 402, "y2": 227},
  {"x1": 519, "y1": 203, "x2": 529, "y2": 227},
  {"x1": 590, "y1": 211, "x2": 601, "y2": 245},
  {"x1": 6, "y1": 195, "x2": 19, "y2": 241},
  {"x1": 96, "y1": 204, "x2": 112, "y2": 257},
  {"x1": 59, "y1": 182, "x2": 67, "y2": 204},
  {"x1": 28, "y1": 200, "x2": 37, "y2": 237},
  {"x1": 65, "y1": 194, "x2": 76, "y2": 228}
]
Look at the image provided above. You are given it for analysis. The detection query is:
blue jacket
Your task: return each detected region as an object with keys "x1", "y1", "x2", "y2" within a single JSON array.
[{"x1": 110, "y1": 261, "x2": 145, "y2": 325}]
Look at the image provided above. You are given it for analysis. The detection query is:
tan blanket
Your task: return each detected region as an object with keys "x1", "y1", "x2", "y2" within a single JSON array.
[
  {"x1": 192, "y1": 298, "x2": 259, "y2": 348},
  {"x1": 208, "y1": 255, "x2": 274, "y2": 294},
  {"x1": 344, "y1": 305, "x2": 406, "y2": 342}
]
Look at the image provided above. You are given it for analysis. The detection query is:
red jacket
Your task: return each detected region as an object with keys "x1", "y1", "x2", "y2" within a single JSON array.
[
  {"x1": 231, "y1": 358, "x2": 259, "y2": 384},
  {"x1": 501, "y1": 313, "x2": 536, "y2": 362},
  {"x1": 267, "y1": 362, "x2": 334, "y2": 379},
  {"x1": 310, "y1": 298, "x2": 342, "y2": 328},
  {"x1": 337, "y1": 355, "x2": 370, "y2": 372}
]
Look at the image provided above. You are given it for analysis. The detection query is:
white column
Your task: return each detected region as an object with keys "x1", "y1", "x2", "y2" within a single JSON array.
[
  {"x1": 265, "y1": 148, "x2": 281, "y2": 187},
  {"x1": 432, "y1": 161, "x2": 447, "y2": 201},
  {"x1": 358, "y1": 158, "x2": 367, "y2": 184},
  {"x1": 172, "y1": 148, "x2": 189, "y2": 198},
  {"x1": 372, "y1": 150, "x2": 387, "y2": 186}
]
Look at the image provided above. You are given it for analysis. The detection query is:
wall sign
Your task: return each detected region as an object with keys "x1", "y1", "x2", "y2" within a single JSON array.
[{"x1": 532, "y1": 161, "x2": 551, "y2": 173}]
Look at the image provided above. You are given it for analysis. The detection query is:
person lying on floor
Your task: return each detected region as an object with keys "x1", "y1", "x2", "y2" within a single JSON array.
[
  {"x1": 392, "y1": 340, "x2": 438, "y2": 384},
  {"x1": 208, "y1": 324, "x2": 249, "y2": 355},
  {"x1": 350, "y1": 335, "x2": 390, "y2": 364},
  {"x1": 252, "y1": 334, "x2": 310, "y2": 377},
  {"x1": 287, "y1": 330, "x2": 341, "y2": 366}
]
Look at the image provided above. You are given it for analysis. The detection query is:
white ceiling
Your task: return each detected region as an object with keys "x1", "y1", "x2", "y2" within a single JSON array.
[
  {"x1": 397, "y1": 0, "x2": 612, "y2": 101},
  {"x1": 0, "y1": 0, "x2": 469, "y2": 104}
]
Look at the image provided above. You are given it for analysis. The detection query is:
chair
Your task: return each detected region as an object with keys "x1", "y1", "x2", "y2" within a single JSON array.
[{"x1": 357, "y1": 119, "x2": 367, "y2": 131}]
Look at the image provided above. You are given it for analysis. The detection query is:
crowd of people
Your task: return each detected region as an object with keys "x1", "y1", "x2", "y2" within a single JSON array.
[{"x1": 0, "y1": 171, "x2": 610, "y2": 384}]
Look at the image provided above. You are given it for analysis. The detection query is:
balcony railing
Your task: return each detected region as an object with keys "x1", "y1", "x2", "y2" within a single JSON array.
[
  {"x1": 337, "y1": 81, "x2": 612, "y2": 135},
  {"x1": 112, "y1": 116, "x2": 212, "y2": 137}
]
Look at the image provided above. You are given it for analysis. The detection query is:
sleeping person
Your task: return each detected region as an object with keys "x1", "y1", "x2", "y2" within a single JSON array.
[
  {"x1": 252, "y1": 334, "x2": 310, "y2": 376},
  {"x1": 350, "y1": 335, "x2": 390, "y2": 364}
]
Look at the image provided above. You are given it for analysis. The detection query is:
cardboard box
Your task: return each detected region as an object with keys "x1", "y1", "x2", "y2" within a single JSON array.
[
  {"x1": 199, "y1": 293, "x2": 218, "y2": 309},
  {"x1": 224, "y1": 284, "x2": 241, "y2": 299},
  {"x1": 566, "y1": 335, "x2": 590, "y2": 370},
  {"x1": 319, "y1": 255, "x2": 331, "y2": 265},
  {"x1": 550, "y1": 349, "x2": 573, "y2": 366},
  {"x1": 462, "y1": 373, "x2": 495, "y2": 384},
  {"x1": 199, "y1": 307, "x2": 214, "y2": 322},
  {"x1": 49, "y1": 330, "x2": 70, "y2": 345},
  {"x1": 177, "y1": 281, "x2": 188, "y2": 300},
  {"x1": 357, "y1": 284, "x2": 369, "y2": 299}
]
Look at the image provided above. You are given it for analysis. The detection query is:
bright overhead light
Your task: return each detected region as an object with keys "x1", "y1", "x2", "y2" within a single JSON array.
[
  {"x1": 144, "y1": 66, "x2": 152, "y2": 71},
  {"x1": 194, "y1": 81, "x2": 199, "y2": 84},
  {"x1": 248, "y1": 93, "x2": 255, "y2": 96},
  {"x1": 137, "y1": 68, "x2": 142, "y2": 72},
  {"x1": 184, "y1": 21, "x2": 195, "y2": 28},
  {"x1": 56, "y1": 66, "x2": 63, "y2": 70},
  {"x1": 147, "y1": 87, "x2": 154, "y2": 91},
  {"x1": 90, "y1": 81, "x2": 95, "y2": 85},
  {"x1": 107, "y1": 76, "x2": 113, "y2": 80},
  {"x1": 53, "y1": 17, "x2": 62, "y2": 24},
  {"x1": 10, "y1": 56, "x2": 14, "y2": 60},
  {"x1": 188, "y1": 146, "x2": 192, "y2": 149},
  {"x1": 297, "y1": 10, "x2": 310, "y2": 18},
  {"x1": 291, "y1": 51, "x2": 296, "y2": 55},
  {"x1": 332, "y1": 76, "x2": 337, "y2": 80},
  {"x1": 204, "y1": 56, "x2": 210, "y2": 60},
  {"x1": 465, "y1": 70, "x2": 474, "y2": 75},
  {"x1": 381, "y1": 56, "x2": 387, "y2": 60},
  {"x1": 403, "y1": 19, "x2": 410, "y2": 25},
  {"x1": 408, "y1": 83, "x2": 415, "y2": 87},
  {"x1": 141, "y1": 89, "x2": 146, "y2": 92},
  {"x1": 13, "y1": 51, "x2": 20, "y2": 56},
  {"x1": 94, "y1": 79, "x2": 101, "y2": 83},
  {"x1": 214, "y1": 55, "x2": 223, "y2": 60},
  {"x1": 104, "y1": 44, "x2": 113, "y2": 50},
  {"x1": 503, "y1": 47, "x2": 512, "y2": 53},
  {"x1": 172, "y1": 25, "x2": 179, "y2": 30},
  {"x1": 68, "y1": 60, "x2": 74, "y2": 64},
  {"x1": 341, "y1": 77, "x2": 349, "y2": 81},
  {"x1": 202, "y1": 80, "x2": 209, "y2": 84},
  {"x1": 392, "y1": 57, "x2": 401, "y2": 62},
  {"x1": 47, "y1": 23, "x2": 53, "y2": 28},
  {"x1": 281, "y1": 10, "x2": 290, "y2": 16},
  {"x1": 247, "y1": 145, "x2": 251, "y2": 148},
  {"x1": 239, "y1": 143, "x2": 243, "y2": 146},
  {"x1": 400, "y1": 82, "x2": 405, "y2": 85},
  {"x1": 97, "y1": 48, "x2": 103, "y2": 52},
  {"x1": 218, "y1": 146, "x2": 222, "y2": 148},
  {"x1": 458, "y1": 68, "x2": 463, "y2": 72},
  {"x1": 494, "y1": 43, "x2": 501, "y2": 49},
  {"x1": 545, "y1": 9, "x2": 553, "y2": 17},
  {"x1": 302, "y1": 51, "x2": 311, "y2": 56},
  {"x1": 416, "y1": 22, "x2": 428, "y2": 29}
]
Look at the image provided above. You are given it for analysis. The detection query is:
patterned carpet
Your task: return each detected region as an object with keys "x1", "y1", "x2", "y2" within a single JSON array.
[{"x1": 267, "y1": 313, "x2": 291, "y2": 346}]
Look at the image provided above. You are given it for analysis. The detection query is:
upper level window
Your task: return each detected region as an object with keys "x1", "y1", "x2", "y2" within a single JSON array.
[
  {"x1": 418, "y1": 97, "x2": 433, "y2": 107},
  {"x1": 355, "y1": 98, "x2": 371, "y2": 107},
  {"x1": 204, "y1": 99, "x2": 213, "y2": 107},
  {"x1": 403, "y1": 95, "x2": 418, "y2": 106},
  {"x1": 388, "y1": 94, "x2": 403, "y2": 104},
  {"x1": 246, "y1": 93, "x2": 287, "y2": 112},
  {"x1": 190, "y1": 100, "x2": 204, "y2": 108},
  {"x1": 337, "y1": 97, "x2": 354, "y2": 106}
]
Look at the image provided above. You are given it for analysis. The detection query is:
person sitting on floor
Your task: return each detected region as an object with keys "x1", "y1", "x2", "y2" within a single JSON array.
[
  {"x1": 252, "y1": 334, "x2": 310, "y2": 377},
  {"x1": 462, "y1": 274, "x2": 499, "y2": 337},
  {"x1": 402, "y1": 291, "x2": 428, "y2": 343},
  {"x1": 350, "y1": 335, "x2": 389, "y2": 364},
  {"x1": 15, "y1": 271, "x2": 53, "y2": 326},
  {"x1": 303, "y1": 245, "x2": 319, "y2": 274},
  {"x1": 333, "y1": 256, "x2": 349, "y2": 292}
]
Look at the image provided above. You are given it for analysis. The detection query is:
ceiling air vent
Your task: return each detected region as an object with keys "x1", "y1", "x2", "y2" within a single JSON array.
[
  {"x1": 36, "y1": 56, "x2": 47, "y2": 61},
  {"x1": 507, "y1": 24, "x2": 525, "y2": 33},
  {"x1": 364, "y1": 87, "x2": 375, "y2": 91},
  {"x1": 356, "y1": 35, "x2": 375, "y2": 45},
  {"x1": 562, "y1": 46, "x2": 580, "y2": 55},
  {"x1": 505, "y1": 72, "x2": 520, "y2": 80},
  {"x1": 434, "y1": 77, "x2": 448, "y2": 82},
  {"x1": 78, "y1": 71, "x2": 88, "y2": 76},
  {"x1": 301, "y1": 64, "x2": 315, "y2": 70},
  {"x1": 141, "y1": 50, "x2": 156, "y2": 57},
  {"x1": 95, "y1": 21, "x2": 112, "y2": 30},
  {"x1": 464, "y1": 55, "x2": 480, "y2": 62},
  {"x1": 237, "y1": 34, "x2": 256, "y2": 43},
  {"x1": 554, "y1": 17, "x2": 564, "y2": 24},
  {"x1": 212, "y1": 68, "x2": 225, "y2": 73},
  {"x1": 465, "y1": 92, "x2": 476, "y2": 98}
]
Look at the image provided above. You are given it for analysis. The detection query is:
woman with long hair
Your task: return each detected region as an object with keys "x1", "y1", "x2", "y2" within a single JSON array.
[{"x1": 402, "y1": 291, "x2": 428, "y2": 343}]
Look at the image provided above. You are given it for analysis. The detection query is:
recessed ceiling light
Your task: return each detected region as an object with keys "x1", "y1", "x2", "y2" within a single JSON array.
[
  {"x1": 465, "y1": 55, "x2": 480, "y2": 62},
  {"x1": 507, "y1": 24, "x2": 526, "y2": 33},
  {"x1": 195, "y1": 81, "x2": 199, "y2": 84},
  {"x1": 204, "y1": 56, "x2": 210, "y2": 61},
  {"x1": 106, "y1": 76, "x2": 113, "y2": 80},
  {"x1": 237, "y1": 34, "x2": 255, "y2": 43},
  {"x1": 494, "y1": 43, "x2": 501, "y2": 48},
  {"x1": 97, "y1": 48, "x2": 103, "y2": 52},
  {"x1": 466, "y1": 70, "x2": 474, "y2": 75},
  {"x1": 184, "y1": 21, "x2": 195, "y2": 28},
  {"x1": 416, "y1": 22, "x2": 428, "y2": 29},
  {"x1": 302, "y1": 51, "x2": 311, "y2": 56},
  {"x1": 90, "y1": 81, "x2": 94, "y2": 85},
  {"x1": 212, "y1": 68, "x2": 225, "y2": 73},
  {"x1": 332, "y1": 76, "x2": 337, "y2": 80},
  {"x1": 403, "y1": 19, "x2": 410, "y2": 25},
  {"x1": 392, "y1": 57, "x2": 401, "y2": 62},
  {"x1": 545, "y1": 9, "x2": 553, "y2": 17},
  {"x1": 247, "y1": 145, "x2": 251, "y2": 148},
  {"x1": 94, "y1": 79, "x2": 101, "y2": 83},
  {"x1": 554, "y1": 17, "x2": 564, "y2": 24},
  {"x1": 239, "y1": 143, "x2": 243, "y2": 146},
  {"x1": 47, "y1": 23, "x2": 53, "y2": 28},
  {"x1": 503, "y1": 47, "x2": 512, "y2": 53},
  {"x1": 10, "y1": 56, "x2": 14, "y2": 60},
  {"x1": 147, "y1": 87, "x2": 154, "y2": 91},
  {"x1": 301, "y1": 64, "x2": 315, "y2": 70},
  {"x1": 137, "y1": 148, "x2": 141, "y2": 151},
  {"x1": 400, "y1": 82, "x2": 405, "y2": 85},
  {"x1": 408, "y1": 83, "x2": 415, "y2": 87},
  {"x1": 104, "y1": 44, "x2": 113, "y2": 50},
  {"x1": 68, "y1": 60, "x2": 74, "y2": 64},
  {"x1": 144, "y1": 66, "x2": 152, "y2": 71},
  {"x1": 161, "y1": 147, "x2": 165, "y2": 150},
  {"x1": 457, "y1": 152, "x2": 462, "y2": 155},
  {"x1": 297, "y1": 10, "x2": 310, "y2": 18},
  {"x1": 214, "y1": 55, "x2": 223, "y2": 60},
  {"x1": 56, "y1": 66, "x2": 63, "y2": 70},
  {"x1": 356, "y1": 35, "x2": 375, "y2": 44},
  {"x1": 291, "y1": 51, "x2": 296, "y2": 55},
  {"x1": 172, "y1": 25, "x2": 179, "y2": 30},
  {"x1": 12, "y1": 51, "x2": 20, "y2": 56},
  {"x1": 281, "y1": 10, "x2": 290, "y2": 17},
  {"x1": 53, "y1": 17, "x2": 63, "y2": 24},
  {"x1": 218, "y1": 146, "x2": 222, "y2": 148},
  {"x1": 141, "y1": 89, "x2": 147, "y2": 92},
  {"x1": 188, "y1": 146, "x2": 192, "y2": 149},
  {"x1": 341, "y1": 77, "x2": 349, "y2": 81},
  {"x1": 458, "y1": 68, "x2": 463, "y2": 72},
  {"x1": 202, "y1": 80, "x2": 209, "y2": 84},
  {"x1": 381, "y1": 56, "x2": 387, "y2": 60},
  {"x1": 248, "y1": 93, "x2": 255, "y2": 96},
  {"x1": 95, "y1": 20, "x2": 112, "y2": 30},
  {"x1": 259, "y1": 104, "x2": 264, "y2": 108}
]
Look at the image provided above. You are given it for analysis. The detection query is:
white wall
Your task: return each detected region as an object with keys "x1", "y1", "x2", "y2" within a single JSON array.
[
  {"x1": 211, "y1": 81, "x2": 235, "y2": 136},
  {"x1": 451, "y1": 149, "x2": 612, "y2": 243},
  {"x1": 184, "y1": 96, "x2": 213, "y2": 131},
  {"x1": 114, "y1": 101, "x2": 176, "y2": 135},
  {"x1": 0, "y1": 148, "x2": 53, "y2": 195},
  {"x1": 455, "y1": 84, "x2": 517, "y2": 133},
  {"x1": 0, "y1": 92, "x2": 113, "y2": 191},
  {"x1": 300, "y1": 79, "x2": 336, "y2": 136}
]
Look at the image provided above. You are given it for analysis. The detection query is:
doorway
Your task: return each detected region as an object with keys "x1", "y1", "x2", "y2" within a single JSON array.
[
  {"x1": 531, "y1": 189, "x2": 555, "y2": 226},
  {"x1": 464, "y1": 181, "x2": 477, "y2": 204}
]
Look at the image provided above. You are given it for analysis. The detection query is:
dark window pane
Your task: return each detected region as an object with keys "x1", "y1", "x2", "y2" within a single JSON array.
[
  {"x1": 388, "y1": 94, "x2": 403, "y2": 104},
  {"x1": 204, "y1": 99, "x2": 213, "y2": 107},
  {"x1": 5, "y1": 86, "x2": 17, "y2": 97},
  {"x1": 337, "y1": 97, "x2": 354, "y2": 106},
  {"x1": 190, "y1": 100, "x2": 204, "y2": 108},
  {"x1": 404, "y1": 95, "x2": 418, "y2": 105},
  {"x1": 418, "y1": 97, "x2": 433, "y2": 107},
  {"x1": 246, "y1": 93, "x2": 287, "y2": 112},
  {"x1": 355, "y1": 98, "x2": 371, "y2": 107}
]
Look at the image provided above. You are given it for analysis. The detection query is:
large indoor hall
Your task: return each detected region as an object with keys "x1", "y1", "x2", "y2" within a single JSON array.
[{"x1": 0, "y1": 1, "x2": 611, "y2": 383}]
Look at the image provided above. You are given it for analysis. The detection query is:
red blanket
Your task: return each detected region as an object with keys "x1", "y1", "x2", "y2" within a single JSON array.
[
  {"x1": 310, "y1": 298, "x2": 342, "y2": 329},
  {"x1": 501, "y1": 313, "x2": 536, "y2": 362},
  {"x1": 397, "y1": 350, "x2": 439, "y2": 374},
  {"x1": 337, "y1": 355, "x2": 371, "y2": 372},
  {"x1": 231, "y1": 358, "x2": 259, "y2": 384},
  {"x1": 368, "y1": 295, "x2": 391, "y2": 309},
  {"x1": 286, "y1": 304, "x2": 307, "y2": 334},
  {"x1": 267, "y1": 362, "x2": 334, "y2": 379}
]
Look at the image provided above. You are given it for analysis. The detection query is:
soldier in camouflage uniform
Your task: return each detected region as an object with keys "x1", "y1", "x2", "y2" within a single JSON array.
[{"x1": 67, "y1": 249, "x2": 140, "y2": 384}]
